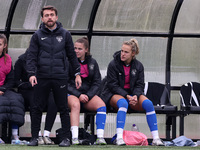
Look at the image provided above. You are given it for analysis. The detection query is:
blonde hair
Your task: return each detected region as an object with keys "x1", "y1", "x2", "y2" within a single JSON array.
[
  {"x1": 0, "y1": 34, "x2": 8, "y2": 64},
  {"x1": 123, "y1": 38, "x2": 139, "y2": 55}
]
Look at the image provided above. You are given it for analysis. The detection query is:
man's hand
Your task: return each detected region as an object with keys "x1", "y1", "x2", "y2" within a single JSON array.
[
  {"x1": 29, "y1": 76, "x2": 37, "y2": 87},
  {"x1": 75, "y1": 75, "x2": 82, "y2": 89},
  {"x1": 0, "y1": 91, "x2": 4, "y2": 96}
]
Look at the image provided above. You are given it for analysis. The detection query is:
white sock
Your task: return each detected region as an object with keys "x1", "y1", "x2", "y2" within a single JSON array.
[
  {"x1": 12, "y1": 129, "x2": 19, "y2": 140},
  {"x1": 116, "y1": 128, "x2": 123, "y2": 139},
  {"x1": 97, "y1": 129, "x2": 104, "y2": 138},
  {"x1": 12, "y1": 129, "x2": 18, "y2": 136},
  {"x1": 38, "y1": 130, "x2": 42, "y2": 137},
  {"x1": 71, "y1": 126, "x2": 79, "y2": 139},
  {"x1": 151, "y1": 130, "x2": 159, "y2": 139},
  {"x1": 43, "y1": 130, "x2": 50, "y2": 137}
]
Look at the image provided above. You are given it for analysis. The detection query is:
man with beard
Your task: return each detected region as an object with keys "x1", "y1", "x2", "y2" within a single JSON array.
[{"x1": 26, "y1": 5, "x2": 81, "y2": 147}]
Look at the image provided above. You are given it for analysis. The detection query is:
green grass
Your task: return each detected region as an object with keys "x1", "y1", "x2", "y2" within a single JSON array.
[{"x1": 0, "y1": 144, "x2": 200, "y2": 150}]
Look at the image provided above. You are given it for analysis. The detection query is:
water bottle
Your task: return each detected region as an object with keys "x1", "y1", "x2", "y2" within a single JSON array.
[{"x1": 131, "y1": 124, "x2": 139, "y2": 132}]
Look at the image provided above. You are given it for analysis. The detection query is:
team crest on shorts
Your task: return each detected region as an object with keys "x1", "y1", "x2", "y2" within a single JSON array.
[{"x1": 56, "y1": 36, "x2": 63, "y2": 43}]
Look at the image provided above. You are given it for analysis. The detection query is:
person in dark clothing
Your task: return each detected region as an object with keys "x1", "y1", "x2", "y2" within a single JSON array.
[
  {"x1": 68, "y1": 37, "x2": 106, "y2": 145},
  {"x1": 14, "y1": 50, "x2": 57, "y2": 145},
  {"x1": 0, "y1": 34, "x2": 25, "y2": 144},
  {"x1": 100, "y1": 38, "x2": 164, "y2": 146},
  {"x1": 26, "y1": 5, "x2": 81, "y2": 147}
]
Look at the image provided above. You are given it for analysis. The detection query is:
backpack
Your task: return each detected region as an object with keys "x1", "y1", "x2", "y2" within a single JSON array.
[
  {"x1": 78, "y1": 128, "x2": 96, "y2": 145},
  {"x1": 180, "y1": 82, "x2": 200, "y2": 108},
  {"x1": 56, "y1": 127, "x2": 96, "y2": 145}
]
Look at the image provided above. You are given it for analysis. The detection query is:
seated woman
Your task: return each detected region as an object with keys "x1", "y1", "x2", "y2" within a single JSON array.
[
  {"x1": 68, "y1": 37, "x2": 106, "y2": 145},
  {"x1": 0, "y1": 34, "x2": 25, "y2": 144},
  {"x1": 100, "y1": 38, "x2": 164, "y2": 146},
  {"x1": 14, "y1": 50, "x2": 57, "y2": 145}
]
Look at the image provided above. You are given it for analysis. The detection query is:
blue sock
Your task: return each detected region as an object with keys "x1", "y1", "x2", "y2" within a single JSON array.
[
  {"x1": 12, "y1": 124, "x2": 18, "y2": 129},
  {"x1": 116, "y1": 98, "x2": 128, "y2": 129},
  {"x1": 11, "y1": 124, "x2": 19, "y2": 137},
  {"x1": 142, "y1": 99, "x2": 158, "y2": 131},
  {"x1": 96, "y1": 106, "x2": 106, "y2": 129}
]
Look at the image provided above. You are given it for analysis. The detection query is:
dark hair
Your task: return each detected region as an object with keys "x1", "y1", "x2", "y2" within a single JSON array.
[
  {"x1": 41, "y1": 5, "x2": 58, "y2": 17},
  {"x1": 75, "y1": 37, "x2": 90, "y2": 56},
  {"x1": 0, "y1": 34, "x2": 8, "y2": 63}
]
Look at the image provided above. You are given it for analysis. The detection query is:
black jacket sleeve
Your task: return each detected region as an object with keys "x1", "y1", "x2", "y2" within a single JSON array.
[
  {"x1": 26, "y1": 33, "x2": 39, "y2": 78},
  {"x1": 14, "y1": 58, "x2": 23, "y2": 87},
  {"x1": 131, "y1": 61, "x2": 145, "y2": 98},
  {"x1": 67, "y1": 64, "x2": 82, "y2": 98},
  {"x1": 14, "y1": 57, "x2": 32, "y2": 90},
  {"x1": 85, "y1": 60, "x2": 101, "y2": 99},
  {"x1": 107, "y1": 60, "x2": 128, "y2": 98}
]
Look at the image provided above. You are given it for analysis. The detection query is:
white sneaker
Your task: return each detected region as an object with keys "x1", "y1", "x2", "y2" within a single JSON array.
[
  {"x1": 11, "y1": 135, "x2": 21, "y2": 145},
  {"x1": 12, "y1": 135, "x2": 19, "y2": 140},
  {"x1": 114, "y1": 138, "x2": 126, "y2": 146},
  {"x1": 43, "y1": 136, "x2": 54, "y2": 145},
  {"x1": 72, "y1": 138, "x2": 79, "y2": 145},
  {"x1": 38, "y1": 136, "x2": 44, "y2": 145},
  {"x1": 95, "y1": 138, "x2": 107, "y2": 145},
  {"x1": 152, "y1": 138, "x2": 164, "y2": 146}
]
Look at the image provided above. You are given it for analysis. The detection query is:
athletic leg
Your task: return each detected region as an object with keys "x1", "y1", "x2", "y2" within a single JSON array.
[
  {"x1": 110, "y1": 95, "x2": 128, "y2": 145},
  {"x1": 68, "y1": 95, "x2": 80, "y2": 144}
]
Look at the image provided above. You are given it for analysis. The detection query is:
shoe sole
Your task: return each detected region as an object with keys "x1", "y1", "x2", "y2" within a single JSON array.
[
  {"x1": 27, "y1": 144, "x2": 38, "y2": 146},
  {"x1": 117, "y1": 143, "x2": 126, "y2": 146},
  {"x1": 59, "y1": 144, "x2": 70, "y2": 147},
  {"x1": 96, "y1": 142, "x2": 107, "y2": 145},
  {"x1": 152, "y1": 144, "x2": 164, "y2": 146},
  {"x1": 117, "y1": 144, "x2": 126, "y2": 146}
]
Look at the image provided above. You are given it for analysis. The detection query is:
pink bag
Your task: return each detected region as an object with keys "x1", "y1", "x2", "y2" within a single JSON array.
[{"x1": 123, "y1": 130, "x2": 148, "y2": 146}]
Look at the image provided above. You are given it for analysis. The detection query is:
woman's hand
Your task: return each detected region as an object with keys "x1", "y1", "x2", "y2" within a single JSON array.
[
  {"x1": 79, "y1": 94, "x2": 89, "y2": 103},
  {"x1": 127, "y1": 95, "x2": 138, "y2": 106}
]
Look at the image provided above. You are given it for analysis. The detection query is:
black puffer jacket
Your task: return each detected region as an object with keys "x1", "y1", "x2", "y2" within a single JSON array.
[
  {"x1": 68, "y1": 55, "x2": 101, "y2": 100},
  {"x1": 0, "y1": 90, "x2": 25, "y2": 126},
  {"x1": 101, "y1": 51, "x2": 145, "y2": 104},
  {"x1": 0, "y1": 55, "x2": 25, "y2": 126},
  {"x1": 26, "y1": 22, "x2": 80, "y2": 79}
]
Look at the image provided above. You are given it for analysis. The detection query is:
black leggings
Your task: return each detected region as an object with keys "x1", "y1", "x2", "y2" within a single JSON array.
[
  {"x1": 19, "y1": 88, "x2": 57, "y2": 133},
  {"x1": 30, "y1": 78, "x2": 70, "y2": 138}
]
